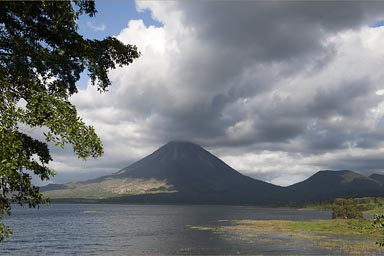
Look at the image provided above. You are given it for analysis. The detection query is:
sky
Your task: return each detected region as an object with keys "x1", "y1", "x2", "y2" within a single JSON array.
[{"x1": 44, "y1": 0, "x2": 384, "y2": 187}]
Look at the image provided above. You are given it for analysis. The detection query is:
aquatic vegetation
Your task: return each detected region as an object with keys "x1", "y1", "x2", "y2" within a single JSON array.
[
  {"x1": 83, "y1": 210, "x2": 104, "y2": 214},
  {"x1": 188, "y1": 219, "x2": 384, "y2": 255},
  {"x1": 186, "y1": 225, "x2": 223, "y2": 234},
  {"x1": 178, "y1": 247, "x2": 192, "y2": 252}
]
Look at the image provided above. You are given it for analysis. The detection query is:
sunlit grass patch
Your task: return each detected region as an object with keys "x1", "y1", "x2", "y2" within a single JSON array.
[
  {"x1": 226, "y1": 220, "x2": 292, "y2": 232},
  {"x1": 288, "y1": 219, "x2": 378, "y2": 236}
]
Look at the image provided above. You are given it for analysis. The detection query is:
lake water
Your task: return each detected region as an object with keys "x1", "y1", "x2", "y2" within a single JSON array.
[{"x1": 1, "y1": 204, "x2": 334, "y2": 255}]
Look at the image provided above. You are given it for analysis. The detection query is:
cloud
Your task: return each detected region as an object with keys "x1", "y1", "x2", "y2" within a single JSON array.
[
  {"x1": 86, "y1": 21, "x2": 107, "y2": 32},
  {"x1": 45, "y1": 1, "x2": 384, "y2": 186}
]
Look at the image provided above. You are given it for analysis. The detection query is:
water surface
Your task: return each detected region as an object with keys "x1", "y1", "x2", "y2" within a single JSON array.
[{"x1": 1, "y1": 204, "x2": 332, "y2": 255}]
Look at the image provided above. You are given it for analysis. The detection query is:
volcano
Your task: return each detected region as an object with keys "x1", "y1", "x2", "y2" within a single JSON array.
[
  {"x1": 110, "y1": 141, "x2": 284, "y2": 203},
  {"x1": 43, "y1": 141, "x2": 284, "y2": 204}
]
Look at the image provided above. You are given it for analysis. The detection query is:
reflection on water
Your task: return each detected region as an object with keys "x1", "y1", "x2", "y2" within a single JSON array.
[{"x1": 1, "y1": 204, "x2": 332, "y2": 255}]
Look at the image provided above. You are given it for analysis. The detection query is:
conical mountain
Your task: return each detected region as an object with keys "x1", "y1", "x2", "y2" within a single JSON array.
[
  {"x1": 43, "y1": 141, "x2": 284, "y2": 204},
  {"x1": 287, "y1": 170, "x2": 384, "y2": 202},
  {"x1": 110, "y1": 141, "x2": 284, "y2": 203}
]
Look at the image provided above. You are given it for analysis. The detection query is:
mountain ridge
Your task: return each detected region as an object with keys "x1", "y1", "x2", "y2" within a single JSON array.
[{"x1": 286, "y1": 170, "x2": 384, "y2": 202}]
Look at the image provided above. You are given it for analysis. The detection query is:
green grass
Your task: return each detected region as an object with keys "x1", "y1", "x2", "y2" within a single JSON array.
[{"x1": 289, "y1": 219, "x2": 377, "y2": 236}]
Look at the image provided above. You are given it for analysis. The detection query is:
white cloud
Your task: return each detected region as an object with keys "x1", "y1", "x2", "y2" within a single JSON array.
[{"x1": 86, "y1": 21, "x2": 107, "y2": 32}]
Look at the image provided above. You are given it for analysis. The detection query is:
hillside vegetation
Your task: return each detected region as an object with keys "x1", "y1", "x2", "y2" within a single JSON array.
[
  {"x1": 302, "y1": 197, "x2": 384, "y2": 214},
  {"x1": 43, "y1": 178, "x2": 176, "y2": 199}
]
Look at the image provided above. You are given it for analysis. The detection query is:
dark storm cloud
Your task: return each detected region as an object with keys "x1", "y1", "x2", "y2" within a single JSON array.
[
  {"x1": 306, "y1": 77, "x2": 377, "y2": 119},
  {"x1": 180, "y1": 1, "x2": 383, "y2": 62},
  {"x1": 135, "y1": 1, "x2": 384, "y2": 149}
]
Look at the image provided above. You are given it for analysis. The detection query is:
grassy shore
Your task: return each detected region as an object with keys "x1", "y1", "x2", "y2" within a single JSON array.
[{"x1": 188, "y1": 218, "x2": 383, "y2": 255}]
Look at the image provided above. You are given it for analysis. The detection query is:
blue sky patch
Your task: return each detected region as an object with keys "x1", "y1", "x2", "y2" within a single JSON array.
[
  {"x1": 370, "y1": 20, "x2": 384, "y2": 28},
  {"x1": 75, "y1": 0, "x2": 161, "y2": 90},
  {"x1": 78, "y1": 0, "x2": 161, "y2": 39}
]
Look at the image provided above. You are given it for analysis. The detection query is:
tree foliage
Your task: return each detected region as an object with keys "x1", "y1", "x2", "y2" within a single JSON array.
[
  {"x1": 373, "y1": 214, "x2": 384, "y2": 246},
  {"x1": 0, "y1": 1, "x2": 139, "y2": 241},
  {"x1": 331, "y1": 198, "x2": 363, "y2": 219}
]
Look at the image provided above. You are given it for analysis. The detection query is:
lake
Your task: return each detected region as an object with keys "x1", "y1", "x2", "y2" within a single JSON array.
[{"x1": 1, "y1": 204, "x2": 335, "y2": 255}]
